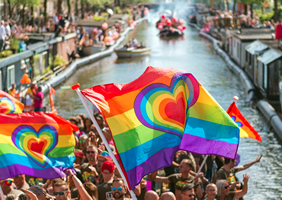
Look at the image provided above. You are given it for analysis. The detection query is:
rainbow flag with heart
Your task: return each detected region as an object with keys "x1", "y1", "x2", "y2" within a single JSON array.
[
  {"x1": 81, "y1": 66, "x2": 240, "y2": 189},
  {"x1": 0, "y1": 112, "x2": 78, "y2": 180},
  {"x1": 0, "y1": 90, "x2": 24, "y2": 114}
]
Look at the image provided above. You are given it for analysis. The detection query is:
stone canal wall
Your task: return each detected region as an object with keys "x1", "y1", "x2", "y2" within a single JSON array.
[{"x1": 188, "y1": 23, "x2": 282, "y2": 140}]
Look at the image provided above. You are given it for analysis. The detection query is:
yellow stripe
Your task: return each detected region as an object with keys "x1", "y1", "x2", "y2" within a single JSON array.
[
  {"x1": 197, "y1": 86, "x2": 219, "y2": 107},
  {"x1": 239, "y1": 129, "x2": 249, "y2": 138},
  {"x1": 0, "y1": 134, "x2": 75, "y2": 148},
  {"x1": 106, "y1": 109, "x2": 142, "y2": 136}
]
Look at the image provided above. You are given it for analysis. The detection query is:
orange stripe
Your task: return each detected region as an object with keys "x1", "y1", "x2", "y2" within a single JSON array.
[{"x1": 99, "y1": 73, "x2": 178, "y2": 118}]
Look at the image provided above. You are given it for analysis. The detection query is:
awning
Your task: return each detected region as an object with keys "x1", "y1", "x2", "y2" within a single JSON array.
[
  {"x1": 245, "y1": 40, "x2": 268, "y2": 55},
  {"x1": 257, "y1": 48, "x2": 282, "y2": 65}
]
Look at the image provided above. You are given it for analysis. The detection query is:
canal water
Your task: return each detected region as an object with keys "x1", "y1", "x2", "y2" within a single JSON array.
[{"x1": 47, "y1": 19, "x2": 282, "y2": 199}]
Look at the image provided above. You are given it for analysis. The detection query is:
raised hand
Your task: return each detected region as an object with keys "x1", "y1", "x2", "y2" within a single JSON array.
[{"x1": 243, "y1": 174, "x2": 250, "y2": 183}]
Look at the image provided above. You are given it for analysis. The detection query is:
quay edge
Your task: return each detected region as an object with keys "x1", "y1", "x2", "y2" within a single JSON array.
[
  {"x1": 41, "y1": 17, "x2": 147, "y2": 94},
  {"x1": 188, "y1": 23, "x2": 282, "y2": 139}
]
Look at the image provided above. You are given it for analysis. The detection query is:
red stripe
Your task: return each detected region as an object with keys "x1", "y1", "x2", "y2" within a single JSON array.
[
  {"x1": 0, "y1": 112, "x2": 78, "y2": 131},
  {"x1": 81, "y1": 66, "x2": 181, "y2": 101}
]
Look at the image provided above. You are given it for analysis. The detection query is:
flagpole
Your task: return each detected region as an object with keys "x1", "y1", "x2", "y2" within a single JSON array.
[
  {"x1": 196, "y1": 155, "x2": 208, "y2": 176},
  {"x1": 72, "y1": 84, "x2": 137, "y2": 200},
  {"x1": 0, "y1": 185, "x2": 6, "y2": 200}
]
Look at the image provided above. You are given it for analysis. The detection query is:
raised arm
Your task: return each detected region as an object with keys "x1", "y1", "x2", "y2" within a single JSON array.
[
  {"x1": 233, "y1": 174, "x2": 250, "y2": 200},
  {"x1": 67, "y1": 170, "x2": 93, "y2": 200},
  {"x1": 236, "y1": 155, "x2": 262, "y2": 172}
]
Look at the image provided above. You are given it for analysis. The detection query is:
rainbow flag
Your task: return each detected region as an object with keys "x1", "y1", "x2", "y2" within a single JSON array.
[
  {"x1": 0, "y1": 90, "x2": 24, "y2": 114},
  {"x1": 81, "y1": 66, "x2": 239, "y2": 189},
  {"x1": 227, "y1": 102, "x2": 262, "y2": 142},
  {"x1": 0, "y1": 112, "x2": 78, "y2": 180}
]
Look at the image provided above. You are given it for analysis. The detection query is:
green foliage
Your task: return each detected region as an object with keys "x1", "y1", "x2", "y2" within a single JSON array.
[
  {"x1": 125, "y1": 8, "x2": 130, "y2": 14},
  {"x1": 10, "y1": 38, "x2": 20, "y2": 50},
  {"x1": 259, "y1": 11, "x2": 274, "y2": 21},
  {"x1": 93, "y1": 15, "x2": 105, "y2": 21},
  {"x1": 0, "y1": 50, "x2": 13, "y2": 58},
  {"x1": 114, "y1": 6, "x2": 122, "y2": 14},
  {"x1": 53, "y1": 55, "x2": 67, "y2": 67},
  {"x1": 33, "y1": 54, "x2": 40, "y2": 62},
  {"x1": 256, "y1": 7, "x2": 282, "y2": 22},
  {"x1": 42, "y1": 66, "x2": 52, "y2": 75},
  {"x1": 10, "y1": 0, "x2": 41, "y2": 8}
]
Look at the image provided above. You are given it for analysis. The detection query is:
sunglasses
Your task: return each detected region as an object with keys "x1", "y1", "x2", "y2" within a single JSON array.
[
  {"x1": 53, "y1": 190, "x2": 68, "y2": 196},
  {"x1": 112, "y1": 187, "x2": 123, "y2": 191},
  {"x1": 184, "y1": 194, "x2": 196, "y2": 197},
  {"x1": 86, "y1": 151, "x2": 96, "y2": 154},
  {"x1": 224, "y1": 186, "x2": 229, "y2": 189},
  {"x1": 79, "y1": 140, "x2": 85, "y2": 143}
]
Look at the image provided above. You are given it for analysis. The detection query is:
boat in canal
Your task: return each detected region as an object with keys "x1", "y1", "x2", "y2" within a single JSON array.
[
  {"x1": 159, "y1": 27, "x2": 184, "y2": 37},
  {"x1": 115, "y1": 47, "x2": 151, "y2": 58}
]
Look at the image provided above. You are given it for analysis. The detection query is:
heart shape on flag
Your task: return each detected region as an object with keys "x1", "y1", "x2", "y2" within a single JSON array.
[
  {"x1": 134, "y1": 72, "x2": 199, "y2": 138},
  {"x1": 12, "y1": 125, "x2": 58, "y2": 167},
  {"x1": 0, "y1": 96, "x2": 16, "y2": 113}
]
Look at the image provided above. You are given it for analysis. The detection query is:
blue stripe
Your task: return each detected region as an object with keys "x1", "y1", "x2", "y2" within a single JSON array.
[
  {"x1": 0, "y1": 153, "x2": 75, "y2": 169},
  {"x1": 184, "y1": 117, "x2": 239, "y2": 144},
  {"x1": 119, "y1": 133, "x2": 181, "y2": 171}
]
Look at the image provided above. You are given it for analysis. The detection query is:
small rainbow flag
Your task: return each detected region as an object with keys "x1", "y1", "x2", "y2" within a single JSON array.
[
  {"x1": 0, "y1": 112, "x2": 78, "y2": 180},
  {"x1": 0, "y1": 90, "x2": 24, "y2": 114},
  {"x1": 81, "y1": 66, "x2": 239, "y2": 189},
  {"x1": 227, "y1": 102, "x2": 262, "y2": 142}
]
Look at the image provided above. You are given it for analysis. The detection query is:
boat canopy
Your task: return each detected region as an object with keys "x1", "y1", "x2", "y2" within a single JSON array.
[
  {"x1": 245, "y1": 40, "x2": 268, "y2": 55},
  {"x1": 257, "y1": 48, "x2": 282, "y2": 65}
]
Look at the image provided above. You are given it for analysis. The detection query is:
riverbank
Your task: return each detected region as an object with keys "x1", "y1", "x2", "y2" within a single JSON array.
[
  {"x1": 188, "y1": 22, "x2": 282, "y2": 140},
  {"x1": 41, "y1": 17, "x2": 147, "y2": 95}
]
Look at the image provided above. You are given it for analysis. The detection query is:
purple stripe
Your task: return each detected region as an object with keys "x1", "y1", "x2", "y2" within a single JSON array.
[
  {"x1": 179, "y1": 134, "x2": 238, "y2": 159},
  {"x1": 126, "y1": 146, "x2": 179, "y2": 189},
  {"x1": 0, "y1": 164, "x2": 71, "y2": 180}
]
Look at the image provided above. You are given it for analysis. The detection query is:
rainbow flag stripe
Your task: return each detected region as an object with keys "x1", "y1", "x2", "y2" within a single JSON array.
[
  {"x1": 81, "y1": 66, "x2": 239, "y2": 189},
  {"x1": 0, "y1": 90, "x2": 24, "y2": 114},
  {"x1": 227, "y1": 102, "x2": 262, "y2": 142},
  {"x1": 0, "y1": 112, "x2": 78, "y2": 180}
]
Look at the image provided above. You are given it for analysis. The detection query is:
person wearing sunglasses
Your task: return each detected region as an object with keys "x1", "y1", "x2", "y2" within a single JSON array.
[
  {"x1": 81, "y1": 145, "x2": 99, "y2": 183},
  {"x1": 53, "y1": 180, "x2": 70, "y2": 200},
  {"x1": 180, "y1": 184, "x2": 196, "y2": 200},
  {"x1": 216, "y1": 174, "x2": 250, "y2": 200},
  {"x1": 111, "y1": 178, "x2": 131, "y2": 200}
]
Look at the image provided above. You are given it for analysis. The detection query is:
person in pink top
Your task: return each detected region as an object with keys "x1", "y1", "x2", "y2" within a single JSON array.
[{"x1": 33, "y1": 86, "x2": 44, "y2": 112}]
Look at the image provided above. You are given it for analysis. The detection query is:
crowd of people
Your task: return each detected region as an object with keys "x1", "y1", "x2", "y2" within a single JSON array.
[{"x1": 0, "y1": 108, "x2": 262, "y2": 200}]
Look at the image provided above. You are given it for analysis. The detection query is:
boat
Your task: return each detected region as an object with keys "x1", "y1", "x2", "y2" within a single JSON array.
[
  {"x1": 81, "y1": 45, "x2": 106, "y2": 56},
  {"x1": 115, "y1": 47, "x2": 151, "y2": 58},
  {"x1": 159, "y1": 27, "x2": 184, "y2": 37}
]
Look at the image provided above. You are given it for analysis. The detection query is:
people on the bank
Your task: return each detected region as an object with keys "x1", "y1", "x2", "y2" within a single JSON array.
[{"x1": 33, "y1": 86, "x2": 44, "y2": 112}]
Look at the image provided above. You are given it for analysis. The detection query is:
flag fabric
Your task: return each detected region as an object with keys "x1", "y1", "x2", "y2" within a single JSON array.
[
  {"x1": 227, "y1": 102, "x2": 262, "y2": 142},
  {"x1": 0, "y1": 112, "x2": 78, "y2": 180},
  {"x1": 81, "y1": 66, "x2": 240, "y2": 189},
  {"x1": 0, "y1": 90, "x2": 24, "y2": 114}
]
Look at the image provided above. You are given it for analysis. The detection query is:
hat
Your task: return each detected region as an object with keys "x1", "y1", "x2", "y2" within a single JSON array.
[
  {"x1": 98, "y1": 151, "x2": 112, "y2": 161},
  {"x1": 101, "y1": 161, "x2": 115, "y2": 174},
  {"x1": 0, "y1": 178, "x2": 13, "y2": 186},
  {"x1": 27, "y1": 185, "x2": 55, "y2": 199},
  {"x1": 31, "y1": 80, "x2": 36, "y2": 85},
  {"x1": 74, "y1": 148, "x2": 85, "y2": 159}
]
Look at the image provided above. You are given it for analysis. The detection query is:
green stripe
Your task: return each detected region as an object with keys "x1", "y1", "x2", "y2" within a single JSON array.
[
  {"x1": 188, "y1": 102, "x2": 237, "y2": 127},
  {"x1": 113, "y1": 125, "x2": 165, "y2": 153},
  {"x1": 0, "y1": 144, "x2": 74, "y2": 158}
]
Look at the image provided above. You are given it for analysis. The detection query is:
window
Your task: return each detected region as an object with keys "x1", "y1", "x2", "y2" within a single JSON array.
[{"x1": 7, "y1": 65, "x2": 15, "y2": 89}]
